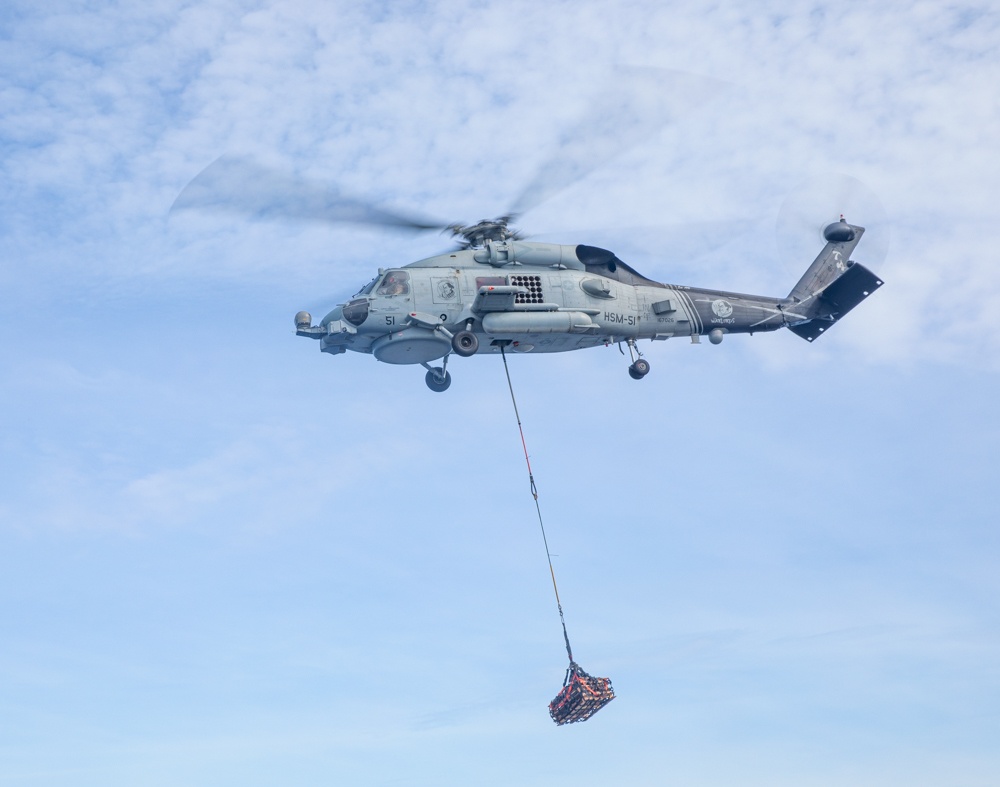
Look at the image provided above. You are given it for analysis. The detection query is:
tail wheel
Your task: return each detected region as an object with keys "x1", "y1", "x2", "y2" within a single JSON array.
[
  {"x1": 451, "y1": 330, "x2": 479, "y2": 357},
  {"x1": 628, "y1": 359, "x2": 650, "y2": 379}
]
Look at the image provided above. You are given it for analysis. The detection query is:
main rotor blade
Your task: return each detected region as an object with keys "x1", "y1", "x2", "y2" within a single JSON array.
[
  {"x1": 528, "y1": 219, "x2": 756, "y2": 263},
  {"x1": 171, "y1": 156, "x2": 448, "y2": 232},
  {"x1": 508, "y1": 67, "x2": 727, "y2": 217}
]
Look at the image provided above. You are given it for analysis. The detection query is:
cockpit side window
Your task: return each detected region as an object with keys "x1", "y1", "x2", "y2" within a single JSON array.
[
  {"x1": 376, "y1": 270, "x2": 410, "y2": 297},
  {"x1": 356, "y1": 275, "x2": 380, "y2": 296}
]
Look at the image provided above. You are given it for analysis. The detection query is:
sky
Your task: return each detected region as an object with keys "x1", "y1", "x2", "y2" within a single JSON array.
[{"x1": 2, "y1": 1, "x2": 999, "y2": 785}]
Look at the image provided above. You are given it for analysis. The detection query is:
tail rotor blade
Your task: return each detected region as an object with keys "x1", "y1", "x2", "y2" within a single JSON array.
[{"x1": 776, "y1": 173, "x2": 890, "y2": 272}]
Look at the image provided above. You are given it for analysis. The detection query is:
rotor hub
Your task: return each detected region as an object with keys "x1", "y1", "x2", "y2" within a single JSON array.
[{"x1": 447, "y1": 215, "x2": 523, "y2": 248}]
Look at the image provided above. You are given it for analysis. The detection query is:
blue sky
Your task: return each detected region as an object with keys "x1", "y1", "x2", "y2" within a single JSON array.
[{"x1": 2, "y1": 1, "x2": 999, "y2": 785}]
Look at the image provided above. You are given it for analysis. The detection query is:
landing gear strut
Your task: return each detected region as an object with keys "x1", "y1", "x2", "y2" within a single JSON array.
[{"x1": 625, "y1": 338, "x2": 649, "y2": 380}]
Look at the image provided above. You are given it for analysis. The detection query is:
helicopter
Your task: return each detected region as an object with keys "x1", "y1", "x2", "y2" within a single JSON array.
[
  {"x1": 287, "y1": 210, "x2": 882, "y2": 391},
  {"x1": 174, "y1": 80, "x2": 884, "y2": 394},
  {"x1": 174, "y1": 155, "x2": 884, "y2": 393}
]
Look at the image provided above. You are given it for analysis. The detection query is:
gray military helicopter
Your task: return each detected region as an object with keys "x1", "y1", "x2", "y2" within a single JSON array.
[
  {"x1": 174, "y1": 74, "x2": 884, "y2": 391},
  {"x1": 173, "y1": 69, "x2": 884, "y2": 392},
  {"x1": 286, "y1": 210, "x2": 882, "y2": 391},
  {"x1": 177, "y1": 119, "x2": 883, "y2": 392},
  {"x1": 175, "y1": 156, "x2": 883, "y2": 392}
]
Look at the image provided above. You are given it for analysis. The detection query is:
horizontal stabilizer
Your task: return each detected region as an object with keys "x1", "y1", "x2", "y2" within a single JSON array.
[{"x1": 788, "y1": 262, "x2": 884, "y2": 342}]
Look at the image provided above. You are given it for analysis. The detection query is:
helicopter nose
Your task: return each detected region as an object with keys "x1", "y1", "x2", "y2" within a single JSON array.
[{"x1": 319, "y1": 304, "x2": 344, "y2": 328}]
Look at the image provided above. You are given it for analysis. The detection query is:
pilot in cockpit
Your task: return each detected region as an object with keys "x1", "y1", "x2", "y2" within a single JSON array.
[{"x1": 377, "y1": 271, "x2": 409, "y2": 297}]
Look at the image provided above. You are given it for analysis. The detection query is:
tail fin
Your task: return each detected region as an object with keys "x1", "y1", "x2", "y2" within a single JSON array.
[{"x1": 784, "y1": 219, "x2": 884, "y2": 342}]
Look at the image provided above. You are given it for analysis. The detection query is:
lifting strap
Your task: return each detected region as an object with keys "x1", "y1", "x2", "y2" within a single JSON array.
[{"x1": 499, "y1": 345, "x2": 574, "y2": 664}]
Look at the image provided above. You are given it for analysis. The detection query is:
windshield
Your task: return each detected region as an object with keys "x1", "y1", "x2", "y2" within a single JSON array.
[{"x1": 354, "y1": 275, "x2": 380, "y2": 297}]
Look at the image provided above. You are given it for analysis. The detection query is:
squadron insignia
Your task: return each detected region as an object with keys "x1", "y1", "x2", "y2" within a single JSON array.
[
  {"x1": 437, "y1": 280, "x2": 456, "y2": 300},
  {"x1": 712, "y1": 299, "x2": 734, "y2": 319}
]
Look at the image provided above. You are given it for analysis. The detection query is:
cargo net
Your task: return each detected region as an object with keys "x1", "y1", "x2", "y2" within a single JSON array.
[{"x1": 548, "y1": 662, "x2": 615, "y2": 725}]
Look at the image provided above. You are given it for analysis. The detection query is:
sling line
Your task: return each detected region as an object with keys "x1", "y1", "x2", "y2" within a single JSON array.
[{"x1": 499, "y1": 344, "x2": 574, "y2": 664}]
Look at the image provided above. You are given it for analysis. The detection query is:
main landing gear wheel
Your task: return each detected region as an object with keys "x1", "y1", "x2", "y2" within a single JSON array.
[
  {"x1": 628, "y1": 358, "x2": 650, "y2": 380},
  {"x1": 451, "y1": 330, "x2": 479, "y2": 357},
  {"x1": 425, "y1": 367, "x2": 452, "y2": 392},
  {"x1": 623, "y1": 337, "x2": 649, "y2": 380}
]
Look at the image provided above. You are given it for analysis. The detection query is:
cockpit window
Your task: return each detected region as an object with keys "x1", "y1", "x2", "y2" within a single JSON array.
[
  {"x1": 355, "y1": 275, "x2": 380, "y2": 296},
  {"x1": 377, "y1": 270, "x2": 410, "y2": 296}
]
